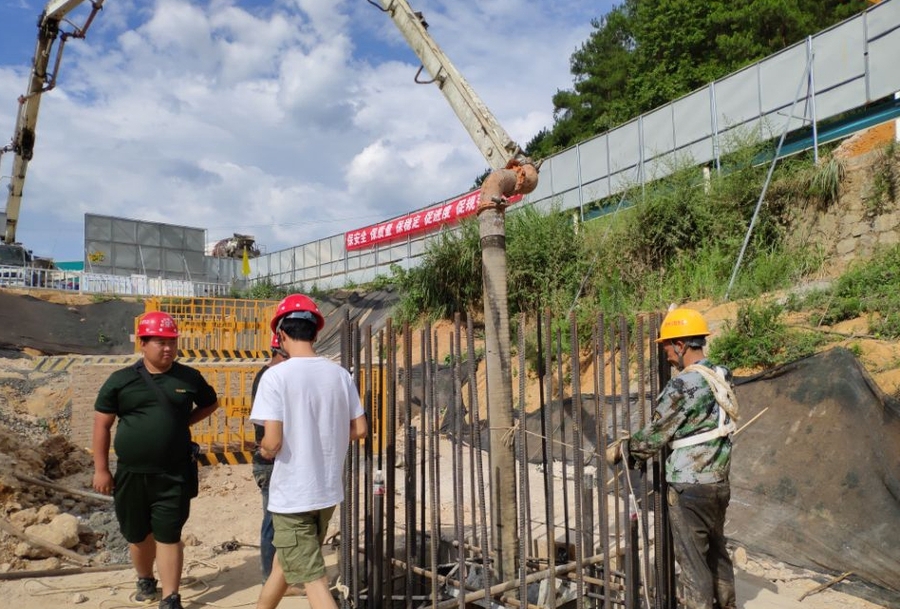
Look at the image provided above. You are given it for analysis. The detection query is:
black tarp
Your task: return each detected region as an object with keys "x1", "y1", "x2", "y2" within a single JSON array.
[{"x1": 728, "y1": 347, "x2": 900, "y2": 604}]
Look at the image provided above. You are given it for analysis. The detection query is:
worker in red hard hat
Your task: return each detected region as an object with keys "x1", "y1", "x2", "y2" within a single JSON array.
[
  {"x1": 92, "y1": 311, "x2": 220, "y2": 609},
  {"x1": 252, "y1": 294, "x2": 367, "y2": 609}
]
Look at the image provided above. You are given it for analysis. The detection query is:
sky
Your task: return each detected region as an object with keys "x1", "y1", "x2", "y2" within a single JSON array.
[{"x1": 0, "y1": 0, "x2": 611, "y2": 262}]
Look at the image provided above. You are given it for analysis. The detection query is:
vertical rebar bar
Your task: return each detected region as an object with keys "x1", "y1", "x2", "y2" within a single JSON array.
[
  {"x1": 340, "y1": 313, "x2": 353, "y2": 609},
  {"x1": 595, "y1": 314, "x2": 611, "y2": 609},
  {"x1": 419, "y1": 327, "x2": 428, "y2": 588},
  {"x1": 351, "y1": 321, "x2": 362, "y2": 609},
  {"x1": 636, "y1": 317, "x2": 652, "y2": 607},
  {"x1": 365, "y1": 324, "x2": 375, "y2": 600},
  {"x1": 425, "y1": 324, "x2": 439, "y2": 609},
  {"x1": 517, "y1": 314, "x2": 528, "y2": 607},
  {"x1": 452, "y1": 321, "x2": 466, "y2": 609},
  {"x1": 569, "y1": 312, "x2": 585, "y2": 609},
  {"x1": 467, "y1": 315, "x2": 493, "y2": 597},
  {"x1": 403, "y1": 322, "x2": 416, "y2": 606},
  {"x1": 556, "y1": 326, "x2": 570, "y2": 555},
  {"x1": 384, "y1": 322, "x2": 397, "y2": 605},
  {"x1": 542, "y1": 308, "x2": 557, "y2": 609}
]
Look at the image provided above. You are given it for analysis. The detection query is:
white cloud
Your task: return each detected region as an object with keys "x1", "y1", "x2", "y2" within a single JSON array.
[{"x1": 0, "y1": 0, "x2": 608, "y2": 262}]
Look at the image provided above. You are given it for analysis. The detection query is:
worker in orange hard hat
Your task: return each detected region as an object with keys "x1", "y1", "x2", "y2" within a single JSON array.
[
  {"x1": 252, "y1": 294, "x2": 367, "y2": 609},
  {"x1": 92, "y1": 311, "x2": 220, "y2": 609},
  {"x1": 608, "y1": 308, "x2": 738, "y2": 609}
]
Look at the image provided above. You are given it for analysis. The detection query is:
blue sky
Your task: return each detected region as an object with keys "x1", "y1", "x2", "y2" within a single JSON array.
[{"x1": 0, "y1": 0, "x2": 611, "y2": 262}]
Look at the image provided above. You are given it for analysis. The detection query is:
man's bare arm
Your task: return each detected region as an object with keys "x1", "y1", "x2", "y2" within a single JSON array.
[
  {"x1": 260, "y1": 420, "x2": 284, "y2": 459},
  {"x1": 350, "y1": 414, "x2": 368, "y2": 441}
]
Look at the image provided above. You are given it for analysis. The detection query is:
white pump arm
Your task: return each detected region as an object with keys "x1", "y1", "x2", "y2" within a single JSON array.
[
  {"x1": 378, "y1": 0, "x2": 526, "y2": 172},
  {"x1": 2, "y1": 0, "x2": 103, "y2": 244}
]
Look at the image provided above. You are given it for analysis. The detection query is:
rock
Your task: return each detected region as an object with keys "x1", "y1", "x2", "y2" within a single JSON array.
[
  {"x1": 36, "y1": 503, "x2": 60, "y2": 523},
  {"x1": 182, "y1": 533, "x2": 201, "y2": 547},
  {"x1": 25, "y1": 513, "x2": 80, "y2": 549},
  {"x1": 9, "y1": 507, "x2": 39, "y2": 529},
  {"x1": 14, "y1": 541, "x2": 51, "y2": 559},
  {"x1": 71, "y1": 593, "x2": 88, "y2": 604},
  {"x1": 733, "y1": 545, "x2": 748, "y2": 568},
  {"x1": 23, "y1": 556, "x2": 60, "y2": 571},
  {"x1": 0, "y1": 562, "x2": 10, "y2": 572},
  {"x1": 93, "y1": 550, "x2": 112, "y2": 564}
]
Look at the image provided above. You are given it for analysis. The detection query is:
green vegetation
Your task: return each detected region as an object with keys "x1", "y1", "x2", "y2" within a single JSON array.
[
  {"x1": 708, "y1": 301, "x2": 828, "y2": 370},
  {"x1": 801, "y1": 244, "x2": 900, "y2": 338},
  {"x1": 864, "y1": 141, "x2": 897, "y2": 215}
]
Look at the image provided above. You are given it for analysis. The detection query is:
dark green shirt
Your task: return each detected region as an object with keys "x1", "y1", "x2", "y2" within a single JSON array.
[{"x1": 94, "y1": 361, "x2": 217, "y2": 474}]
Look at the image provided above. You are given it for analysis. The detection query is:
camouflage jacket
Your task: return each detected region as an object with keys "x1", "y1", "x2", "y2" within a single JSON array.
[{"x1": 627, "y1": 358, "x2": 733, "y2": 484}]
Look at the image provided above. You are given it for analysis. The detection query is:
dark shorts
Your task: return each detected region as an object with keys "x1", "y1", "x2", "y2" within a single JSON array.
[
  {"x1": 272, "y1": 507, "x2": 335, "y2": 584},
  {"x1": 113, "y1": 470, "x2": 192, "y2": 544}
]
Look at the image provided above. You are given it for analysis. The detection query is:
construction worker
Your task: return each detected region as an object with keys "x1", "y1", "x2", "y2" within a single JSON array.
[
  {"x1": 251, "y1": 294, "x2": 368, "y2": 609},
  {"x1": 92, "y1": 311, "x2": 219, "y2": 609},
  {"x1": 607, "y1": 307, "x2": 737, "y2": 609},
  {"x1": 250, "y1": 333, "x2": 301, "y2": 596}
]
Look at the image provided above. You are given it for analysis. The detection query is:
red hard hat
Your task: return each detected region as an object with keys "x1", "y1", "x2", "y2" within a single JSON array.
[
  {"x1": 138, "y1": 311, "x2": 179, "y2": 338},
  {"x1": 271, "y1": 294, "x2": 325, "y2": 333},
  {"x1": 270, "y1": 332, "x2": 280, "y2": 350}
]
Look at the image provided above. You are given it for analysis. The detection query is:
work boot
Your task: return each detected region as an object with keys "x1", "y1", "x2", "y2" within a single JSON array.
[
  {"x1": 159, "y1": 592, "x2": 184, "y2": 609},
  {"x1": 135, "y1": 577, "x2": 160, "y2": 602}
]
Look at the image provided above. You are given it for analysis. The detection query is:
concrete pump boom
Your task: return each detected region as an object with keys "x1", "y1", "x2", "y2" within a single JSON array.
[
  {"x1": 376, "y1": 0, "x2": 527, "y2": 171},
  {"x1": 377, "y1": 0, "x2": 541, "y2": 585},
  {"x1": 2, "y1": 0, "x2": 103, "y2": 245}
]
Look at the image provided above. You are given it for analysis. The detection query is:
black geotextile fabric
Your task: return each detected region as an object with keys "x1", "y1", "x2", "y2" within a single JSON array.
[
  {"x1": 728, "y1": 347, "x2": 900, "y2": 602},
  {"x1": 448, "y1": 347, "x2": 900, "y2": 603}
]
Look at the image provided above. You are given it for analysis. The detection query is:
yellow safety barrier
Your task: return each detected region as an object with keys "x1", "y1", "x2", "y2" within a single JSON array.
[
  {"x1": 136, "y1": 297, "x2": 278, "y2": 356},
  {"x1": 191, "y1": 364, "x2": 262, "y2": 461}
]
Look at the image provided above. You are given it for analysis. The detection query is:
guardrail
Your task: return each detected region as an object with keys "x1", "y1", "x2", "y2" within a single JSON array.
[{"x1": 0, "y1": 264, "x2": 233, "y2": 297}]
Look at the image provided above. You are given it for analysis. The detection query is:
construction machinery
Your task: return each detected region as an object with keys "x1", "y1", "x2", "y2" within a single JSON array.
[
  {"x1": 0, "y1": 0, "x2": 104, "y2": 262},
  {"x1": 374, "y1": 0, "x2": 529, "y2": 172},
  {"x1": 375, "y1": 0, "x2": 541, "y2": 585},
  {"x1": 210, "y1": 233, "x2": 261, "y2": 259}
]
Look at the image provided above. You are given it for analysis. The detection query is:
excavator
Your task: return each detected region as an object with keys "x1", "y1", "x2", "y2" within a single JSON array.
[{"x1": 0, "y1": 0, "x2": 103, "y2": 281}]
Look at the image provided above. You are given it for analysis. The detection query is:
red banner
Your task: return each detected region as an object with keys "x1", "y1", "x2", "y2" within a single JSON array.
[{"x1": 345, "y1": 189, "x2": 522, "y2": 251}]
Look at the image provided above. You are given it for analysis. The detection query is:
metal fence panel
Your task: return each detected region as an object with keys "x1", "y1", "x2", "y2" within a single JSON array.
[
  {"x1": 868, "y1": 32, "x2": 900, "y2": 100},
  {"x1": 814, "y1": 18, "x2": 866, "y2": 95},
  {"x1": 673, "y1": 88, "x2": 713, "y2": 146},
  {"x1": 643, "y1": 105, "x2": 675, "y2": 159},
  {"x1": 715, "y1": 67, "x2": 760, "y2": 130},
  {"x1": 550, "y1": 147, "x2": 580, "y2": 192},
  {"x1": 580, "y1": 134, "x2": 610, "y2": 184},
  {"x1": 759, "y1": 44, "x2": 809, "y2": 119},
  {"x1": 608, "y1": 119, "x2": 641, "y2": 175}
]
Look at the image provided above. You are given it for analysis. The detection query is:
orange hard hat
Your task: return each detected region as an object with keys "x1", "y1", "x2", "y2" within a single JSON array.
[
  {"x1": 270, "y1": 294, "x2": 325, "y2": 333},
  {"x1": 138, "y1": 311, "x2": 179, "y2": 338},
  {"x1": 656, "y1": 308, "x2": 710, "y2": 343}
]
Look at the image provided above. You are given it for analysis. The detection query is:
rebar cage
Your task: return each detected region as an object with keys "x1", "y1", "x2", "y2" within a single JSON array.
[{"x1": 339, "y1": 311, "x2": 677, "y2": 609}]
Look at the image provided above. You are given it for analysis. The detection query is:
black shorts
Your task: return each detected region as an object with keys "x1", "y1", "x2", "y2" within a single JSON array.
[{"x1": 113, "y1": 470, "x2": 192, "y2": 544}]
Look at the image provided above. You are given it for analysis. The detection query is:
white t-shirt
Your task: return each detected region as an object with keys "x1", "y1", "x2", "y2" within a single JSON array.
[{"x1": 249, "y1": 356, "x2": 365, "y2": 514}]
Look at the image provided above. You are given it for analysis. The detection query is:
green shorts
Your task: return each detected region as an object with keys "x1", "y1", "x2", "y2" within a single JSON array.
[
  {"x1": 272, "y1": 507, "x2": 336, "y2": 584},
  {"x1": 113, "y1": 470, "x2": 192, "y2": 544}
]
